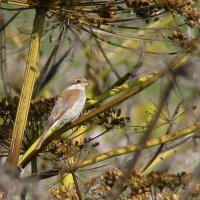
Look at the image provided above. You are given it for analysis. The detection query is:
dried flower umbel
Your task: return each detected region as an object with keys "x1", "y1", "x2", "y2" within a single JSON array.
[
  {"x1": 0, "y1": 96, "x2": 18, "y2": 141},
  {"x1": 45, "y1": 137, "x2": 99, "y2": 179},
  {"x1": 163, "y1": 0, "x2": 200, "y2": 27},
  {"x1": 126, "y1": 0, "x2": 163, "y2": 22},
  {"x1": 168, "y1": 30, "x2": 190, "y2": 49},
  {"x1": 133, "y1": 102, "x2": 185, "y2": 134},
  {"x1": 82, "y1": 168, "x2": 200, "y2": 199},
  {"x1": 84, "y1": 108, "x2": 130, "y2": 131},
  {"x1": 0, "y1": 96, "x2": 57, "y2": 150},
  {"x1": 50, "y1": 185, "x2": 78, "y2": 200},
  {"x1": 47, "y1": 138, "x2": 97, "y2": 158}
]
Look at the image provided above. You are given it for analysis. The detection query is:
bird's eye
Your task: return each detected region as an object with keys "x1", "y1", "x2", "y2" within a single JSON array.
[{"x1": 76, "y1": 79, "x2": 81, "y2": 84}]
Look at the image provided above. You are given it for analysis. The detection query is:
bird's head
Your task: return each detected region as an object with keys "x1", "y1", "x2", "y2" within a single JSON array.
[{"x1": 67, "y1": 77, "x2": 89, "y2": 89}]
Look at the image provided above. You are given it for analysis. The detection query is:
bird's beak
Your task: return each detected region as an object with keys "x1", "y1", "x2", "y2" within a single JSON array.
[
  {"x1": 83, "y1": 80, "x2": 90, "y2": 87},
  {"x1": 85, "y1": 81, "x2": 90, "y2": 87}
]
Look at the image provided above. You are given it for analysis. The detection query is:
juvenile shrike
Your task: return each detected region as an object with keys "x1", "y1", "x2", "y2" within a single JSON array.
[{"x1": 36, "y1": 77, "x2": 89, "y2": 150}]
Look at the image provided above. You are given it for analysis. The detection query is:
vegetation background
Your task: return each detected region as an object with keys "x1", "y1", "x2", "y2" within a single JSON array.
[{"x1": 0, "y1": 0, "x2": 200, "y2": 199}]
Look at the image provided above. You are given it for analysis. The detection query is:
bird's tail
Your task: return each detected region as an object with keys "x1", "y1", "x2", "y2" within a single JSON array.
[
  {"x1": 36, "y1": 128, "x2": 49, "y2": 150},
  {"x1": 36, "y1": 121, "x2": 59, "y2": 150}
]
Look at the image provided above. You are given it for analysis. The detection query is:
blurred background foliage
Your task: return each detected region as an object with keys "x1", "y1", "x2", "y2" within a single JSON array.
[{"x1": 0, "y1": 0, "x2": 200, "y2": 199}]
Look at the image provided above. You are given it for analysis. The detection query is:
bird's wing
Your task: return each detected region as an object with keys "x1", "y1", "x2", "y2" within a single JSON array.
[{"x1": 46, "y1": 88, "x2": 82, "y2": 128}]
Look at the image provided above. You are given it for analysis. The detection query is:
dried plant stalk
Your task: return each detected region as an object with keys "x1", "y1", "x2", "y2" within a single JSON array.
[
  {"x1": 81, "y1": 121, "x2": 200, "y2": 169},
  {"x1": 6, "y1": 8, "x2": 46, "y2": 167}
]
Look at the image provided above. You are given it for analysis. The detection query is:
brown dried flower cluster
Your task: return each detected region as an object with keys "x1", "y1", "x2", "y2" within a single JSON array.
[
  {"x1": 127, "y1": 170, "x2": 200, "y2": 199},
  {"x1": 0, "y1": 96, "x2": 56, "y2": 149},
  {"x1": 50, "y1": 185, "x2": 78, "y2": 200},
  {"x1": 126, "y1": 0, "x2": 200, "y2": 27},
  {"x1": 84, "y1": 108, "x2": 130, "y2": 131},
  {"x1": 2, "y1": 0, "x2": 127, "y2": 26},
  {"x1": 49, "y1": 168, "x2": 200, "y2": 199},
  {"x1": 100, "y1": 168, "x2": 122, "y2": 188},
  {"x1": 0, "y1": 97, "x2": 18, "y2": 140},
  {"x1": 47, "y1": 139, "x2": 83, "y2": 157},
  {"x1": 126, "y1": 0, "x2": 162, "y2": 21},
  {"x1": 84, "y1": 168, "x2": 200, "y2": 199},
  {"x1": 127, "y1": 170, "x2": 190, "y2": 193},
  {"x1": 47, "y1": 138, "x2": 99, "y2": 157},
  {"x1": 164, "y1": 0, "x2": 200, "y2": 27},
  {"x1": 168, "y1": 30, "x2": 190, "y2": 48},
  {"x1": 46, "y1": 138, "x2": 99, "y2": 174}
]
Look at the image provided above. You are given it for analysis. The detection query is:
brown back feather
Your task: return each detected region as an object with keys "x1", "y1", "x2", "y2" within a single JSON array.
[{"x1": 46, "y1": 89, "x2": 82, "y2": 128}]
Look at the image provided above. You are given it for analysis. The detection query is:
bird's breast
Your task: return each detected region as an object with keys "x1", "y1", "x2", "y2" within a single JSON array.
[{"x1": 59, "y1": 91, "x2": 86, "y2": 125}]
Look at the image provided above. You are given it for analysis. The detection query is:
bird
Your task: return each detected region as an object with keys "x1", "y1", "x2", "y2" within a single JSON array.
[{"x1": 36, "y1": 77, "x2": 89, "y2": 150}]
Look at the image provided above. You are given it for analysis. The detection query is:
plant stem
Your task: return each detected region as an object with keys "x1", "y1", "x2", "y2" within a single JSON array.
[
  {"x1": 6, "y1": 8, "x2": 46, "y2": 168},
  {"x1": 72, "y1": 172, "x2": 82, "y2": 200}
]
